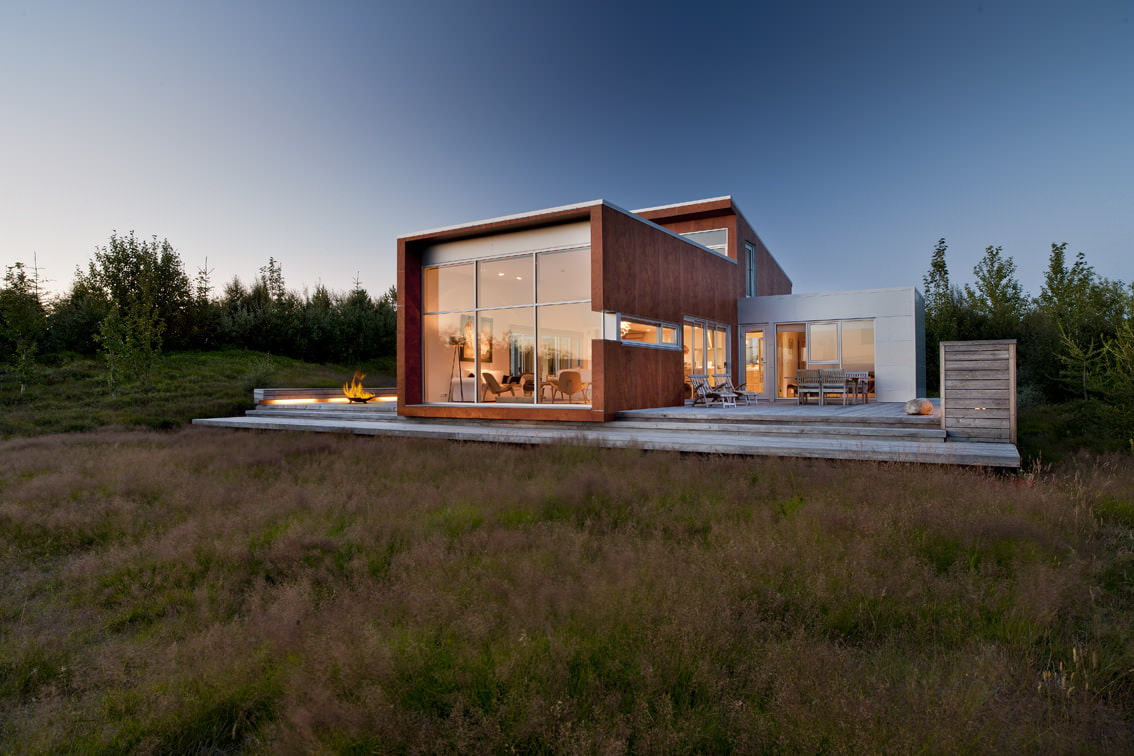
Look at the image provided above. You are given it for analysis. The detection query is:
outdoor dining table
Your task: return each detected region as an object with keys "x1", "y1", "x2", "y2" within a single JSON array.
[{"x1": 843, "y1": 371, "x2": 871, "y2": 404}]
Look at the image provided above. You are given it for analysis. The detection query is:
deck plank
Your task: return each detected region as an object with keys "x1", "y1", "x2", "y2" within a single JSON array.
[{"x1": 193, "y1": 396, "x2": 1020, "y2": 468}]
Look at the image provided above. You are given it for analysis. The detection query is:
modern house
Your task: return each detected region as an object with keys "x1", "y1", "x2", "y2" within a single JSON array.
[{"x1": 396, "y1": 196, "x2": 925, "y2": 423}]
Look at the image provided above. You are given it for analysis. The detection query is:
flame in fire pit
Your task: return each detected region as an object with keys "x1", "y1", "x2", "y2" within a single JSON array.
[{"x1": 343, "y1": 371, "x2": 376, "y2": 402}]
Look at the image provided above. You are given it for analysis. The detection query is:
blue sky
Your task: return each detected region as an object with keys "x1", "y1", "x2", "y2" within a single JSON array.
[{"x1": 2, "y1": 1, "x2": 1131, "y2": 301}]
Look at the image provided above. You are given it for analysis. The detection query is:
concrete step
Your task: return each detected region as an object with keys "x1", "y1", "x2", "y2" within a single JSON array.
[{"x1": 609, "y1": 419, "x2": 946, "y2": 442}]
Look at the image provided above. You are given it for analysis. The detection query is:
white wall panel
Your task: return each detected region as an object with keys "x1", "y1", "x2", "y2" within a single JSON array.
[
  {"x1": 738, "y1": 287, "x2": 924, "y2": 402},
  {"x1": 422, "y1": 222, "x2": 590, "y2": 266}
]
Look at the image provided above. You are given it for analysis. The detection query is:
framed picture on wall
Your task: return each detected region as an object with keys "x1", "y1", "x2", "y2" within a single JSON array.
[
  {"x1": 479, "y1": 316, "x2": 493, "y2": 362},
  {"x1": 460, "y1": 315, "x2": 475, "y2": 362}
]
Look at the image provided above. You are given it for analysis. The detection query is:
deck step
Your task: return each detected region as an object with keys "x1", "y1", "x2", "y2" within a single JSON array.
[
  {"x1": 192, "y1": 414, "x2": 1020, "y2": 467},
  {"x1": 610, "y1": 419, "x2": 945, "y2": 442},
  {"x1": 619, "y1": 407, "x2": 940, "y2": 429},
  {"x1": 193, "y1": 397, "x2": 1019, "y2": 468},
  {"x1": 246, "y1": 406, "x2": 946, "y2": 442}
]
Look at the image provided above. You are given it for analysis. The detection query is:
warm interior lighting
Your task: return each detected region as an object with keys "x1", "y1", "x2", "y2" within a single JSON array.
[{"x1": 263, "y1": 397, "x2": 353, "y2": 405}]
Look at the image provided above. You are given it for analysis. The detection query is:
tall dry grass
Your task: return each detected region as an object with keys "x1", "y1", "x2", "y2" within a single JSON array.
[{"x1": 1, "y1": 429, "x2": 1131, "y2": 753}]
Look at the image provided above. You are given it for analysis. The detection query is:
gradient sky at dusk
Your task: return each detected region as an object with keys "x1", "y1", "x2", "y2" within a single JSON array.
[{"x1": 3, "y1": 1, "x2": 1131, "y2": 301}]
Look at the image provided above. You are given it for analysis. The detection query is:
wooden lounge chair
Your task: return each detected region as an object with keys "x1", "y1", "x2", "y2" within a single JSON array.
[
  {"x1": 691, "y1": 374, "x2": 736, "y2": 408},
  {"x1": 713, "y1": 374, "x2": 758, "y2": 405},
  {"x1": 710, "y1": 374, "x2": 746, "y2": 407}
]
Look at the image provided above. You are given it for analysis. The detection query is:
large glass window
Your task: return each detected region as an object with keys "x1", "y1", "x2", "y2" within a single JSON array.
[
  {"x1": 841, "y1": 319, "x2": 875, "y2": 373},
  {"x1": 423, "y1": 263, "x2": 474, "y2": 313},
  {"x1": 539, "y1": 302, "x2": 601, "y2": 404},
  {"x1": 478, "y1": 256, "x2": 532, "y2": 308},
  {"x1": 423, "y1": 311, "x2": 475, "y2": 403},
  {"x1": 682, "y1": 319, "x2": 729, "y2": 376},
  {"x1": 807, "y1": 323, "x2": 839, "y2": 363},
  {"x1": 538, "y1": 248, "x2": 589, "y2": 302},
  {"x1": 422, "y1": 247, "x2": 597, "y2": 406}
]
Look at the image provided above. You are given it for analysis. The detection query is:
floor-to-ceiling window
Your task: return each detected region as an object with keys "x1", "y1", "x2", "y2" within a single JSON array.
[
  {"x1": 769, "y1": 319, "x2": 875, "y2": 398},
  {"x1": 421, "y1": 246, "x2": 600, "y2": 406},
  {"x1": 682, "y1": 318, "x2": 730, "y2": 376}
]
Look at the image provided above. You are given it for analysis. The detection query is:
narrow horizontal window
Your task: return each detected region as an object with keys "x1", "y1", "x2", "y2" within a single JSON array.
[
  {"x1": 619, "y1": 316, "x2": 680, "y2": 348},
  {"x1": 680, "y1": 228, "x2": 728, "y2": 254}
]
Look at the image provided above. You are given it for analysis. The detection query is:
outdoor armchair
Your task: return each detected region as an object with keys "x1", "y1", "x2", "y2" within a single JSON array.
[
  {"x1": 796, "y1": 369, "x2": 822, "y2": 405},
  {"x1": 819, "y1": 369, "x2": 848, "y2": 406}
]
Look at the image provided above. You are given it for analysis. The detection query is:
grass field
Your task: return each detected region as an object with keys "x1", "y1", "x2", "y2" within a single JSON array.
[
  {"x1": 1, "y1": 351, "x2": 1132, "y2": 752},
  {"x1": 1, "y1": 428, "x2": 1132, "y2": 752}
]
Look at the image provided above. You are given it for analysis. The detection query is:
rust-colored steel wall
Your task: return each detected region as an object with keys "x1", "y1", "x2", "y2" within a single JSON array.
[
  {"x1": 594, "y1": 205, "x2": 736, "y2": 325},
  {"x1": 734, "y1": 213, "x2": 792, "y2": 296},
  {"x1": 397, "y1": 237, "x2": 424, "y2": 409},
  {"x1": 640, "y1": 200, "x2": 792, "y2": 298},
  {"x1": 594, "y1": 340, "x2": 686, "y2": 419}
]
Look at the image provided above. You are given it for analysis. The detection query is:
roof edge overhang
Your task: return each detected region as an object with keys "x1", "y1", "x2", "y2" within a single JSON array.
[
  {"x1": 399, "y1": 200, "x2": 604, "y2": 244},
  {"x1": 632, "y1": 196, "x2": 735, "y2": 223}
]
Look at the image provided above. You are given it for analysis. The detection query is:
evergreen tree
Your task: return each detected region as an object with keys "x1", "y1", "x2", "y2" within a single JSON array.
[{"x1": 0, "y1": 262, "x2": 48, "y2": 393}]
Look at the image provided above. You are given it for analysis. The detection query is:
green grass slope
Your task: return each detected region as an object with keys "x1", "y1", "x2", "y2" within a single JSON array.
[{"x1": 0, "y1": 350, "x2": 394, "y2": 438}]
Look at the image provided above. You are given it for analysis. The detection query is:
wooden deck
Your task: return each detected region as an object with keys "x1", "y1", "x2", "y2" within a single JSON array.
[{"x1": 193, "y1": 396, "x2": 1021, "y2": 468}]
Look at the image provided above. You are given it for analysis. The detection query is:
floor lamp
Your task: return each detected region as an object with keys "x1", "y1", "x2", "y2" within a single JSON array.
[{"x1": 448, "y1": 337, "x2": 465, "y2": 401}]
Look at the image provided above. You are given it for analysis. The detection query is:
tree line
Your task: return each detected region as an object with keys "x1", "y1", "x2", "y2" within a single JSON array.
[
  {"x1": 922, "y1": 239, "x2": 1132, "y2": 430},
  {"x1": 1, "y1": 232, "x2": 396, "y2": 391},
  {"x1": 3, "y1": 231, "x2": 1132, "y2": 427}
]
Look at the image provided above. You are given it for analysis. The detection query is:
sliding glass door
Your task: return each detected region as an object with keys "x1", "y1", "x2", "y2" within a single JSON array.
[{"x1": 682, "y1": 319, "x2": 730, "y2": 376}]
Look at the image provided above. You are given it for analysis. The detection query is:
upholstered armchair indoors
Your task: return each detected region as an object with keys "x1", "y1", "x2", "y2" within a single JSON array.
[
  {"x1": 554, "y1": 370, "x2": 589, "y2": 403},
  {"x1": 482, "y1": 372, "x2": 515, "y2": 401}
]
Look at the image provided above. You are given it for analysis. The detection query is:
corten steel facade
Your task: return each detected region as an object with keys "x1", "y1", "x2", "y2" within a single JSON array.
[{"x1": 397, "y1": 197, "x2": 791, "y2": 422}]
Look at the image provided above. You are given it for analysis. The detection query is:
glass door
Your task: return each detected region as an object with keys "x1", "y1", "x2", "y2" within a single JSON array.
[
  {"x1": 776, "y1": 324, "x2": 805, "y2": 399},
  {"x1": 743, "y1": 327, "x2": 767, "y2": 397}
]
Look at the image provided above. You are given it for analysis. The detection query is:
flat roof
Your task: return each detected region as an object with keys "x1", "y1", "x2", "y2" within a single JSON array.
[
  {"x1": 631, "y1": 196, "x2": 732, "y2": 214},
  {"x1": 398, "y1": 200, "x2": 604, "y2": 240},
  {"x1": 400, "y1": 196, "x2": 740, "y2": 241}
]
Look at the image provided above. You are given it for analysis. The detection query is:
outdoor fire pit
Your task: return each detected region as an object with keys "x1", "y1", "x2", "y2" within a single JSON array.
[{"x1": 343, "y1": 371, "x2": 376, "y2": 403}]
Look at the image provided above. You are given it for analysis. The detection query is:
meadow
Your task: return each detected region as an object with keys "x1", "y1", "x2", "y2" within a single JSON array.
[{"x1": 2, "y1": 425, "x2": 1133, "y2": 753}]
